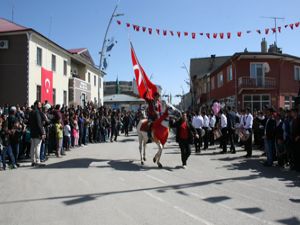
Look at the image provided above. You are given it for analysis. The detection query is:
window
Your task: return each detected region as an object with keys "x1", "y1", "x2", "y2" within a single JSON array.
[
  {"x1": 217, "y1": 73, "x2": 223, "y2": 87},
  {"x1": 284, "y1": 96, "x2": 290, "y2": 109},
  {"x1": 63, "y1": 90, "x2": 67, "y2": 105},
  {"x1": 51, "y1": 54, "x2": 56, "y2": 72},
  {"x1": 88, "y1": 72, "x2": 91, "y2": 83},
  {"x1": 37, "y1": 47, "x2": 42, "y2": 66},
  {"x1": 63, "y1": 60, "x2": 67, "y2": 76},
  {"x1": 36, "y1": 85, "x2": 41, "y2": 102},
  {"x1": 53, "y1": 88, "x2": 56, "y2": 105},
  {"x1": 211, "y1": 77, "x2": 215, "y2": 90},
  {"x1": 94, "y1": 75, "x2": 97, "y2": 86},
  {"x1": 99, "y1": 77, "x2": 102, "y2": 88},
  {"x1": 250, "y1": 63, "x2": 264, "y2": 86},
  {"x1": 294, "y1": 66, "x2": 300, "y2": 80},
  {"x1": 243, "y1": 95, "x2": 270, "y2": 112},
  {"x1": 227, "y1": 65, "x2": 233, "y2": 81}
]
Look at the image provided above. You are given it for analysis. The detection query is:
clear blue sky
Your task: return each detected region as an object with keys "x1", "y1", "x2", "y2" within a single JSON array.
[{"x1": 1, "y1": 0, "x2": 300, "y2": 104}]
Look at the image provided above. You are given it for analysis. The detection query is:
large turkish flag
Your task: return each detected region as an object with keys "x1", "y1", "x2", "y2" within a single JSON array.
[
  {"x1": 41, "y1": 67, "x2": 53, "y2": 104},
  {"x1": 130, "y1": 42, "x2": 157, "y2": 100}
]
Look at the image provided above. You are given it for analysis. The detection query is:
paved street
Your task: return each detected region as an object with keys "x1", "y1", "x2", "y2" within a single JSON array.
[{"x1": 0, "y1": 132, "x2": 300, "y2": 225}]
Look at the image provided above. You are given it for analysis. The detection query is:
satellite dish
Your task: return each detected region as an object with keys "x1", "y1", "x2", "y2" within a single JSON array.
[{"x1": 263, "y1": 63, "x2": 270, "y2": 73}]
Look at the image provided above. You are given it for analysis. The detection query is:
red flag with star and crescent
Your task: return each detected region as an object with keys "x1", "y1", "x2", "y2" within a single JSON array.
[
  {"x1": 130, "y1": 42, "x2": 157, "y2": 100},
  {"x1": 41, "y1": 67, "x2": 53, "y2": 104}
]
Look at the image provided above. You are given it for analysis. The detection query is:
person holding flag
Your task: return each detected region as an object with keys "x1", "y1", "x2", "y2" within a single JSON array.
[{"x1": 130, "y1": 42, "x2": 161, "y2": 143}]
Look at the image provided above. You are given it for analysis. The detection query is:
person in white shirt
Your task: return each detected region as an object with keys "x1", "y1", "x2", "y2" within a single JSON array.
[
  {"x1": 201, "y1": 111, "x2": 209, "y2": 150},
  {"x1": 63, "y1": 121, "x2": 71, "y2": 151},
  {"x1": 192, "y1": 112, "x2": 203, "y2": 152},
  {"x1": 209, "y1": 113, "x2": 216, "y2": 145},
  {"x1": 243, "y1": 107, "x2": 253, "y2": 157},
  {"x1": 219, "y1": 109, "x2": 228, "y2": 153}
]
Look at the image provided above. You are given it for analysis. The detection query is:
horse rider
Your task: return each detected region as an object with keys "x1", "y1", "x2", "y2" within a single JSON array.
[{"x1": 144, "y1": 91, "x2": 162, "y2": 143}]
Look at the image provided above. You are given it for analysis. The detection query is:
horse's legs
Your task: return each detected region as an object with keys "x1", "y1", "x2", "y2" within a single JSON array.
[
  {"x1": 155, "y1": 143, "x2": 163, "y2": 168},
  {"x1": 143, "y1": 141, "x2": 147, "y2": 162},
  {"x1": 139, "y1": 134, "x2": 144, "y2": 165}
]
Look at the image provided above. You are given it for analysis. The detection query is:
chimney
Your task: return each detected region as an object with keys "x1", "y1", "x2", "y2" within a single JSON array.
[{"x1": 261, "y1": 38, "x2": 267, "y2": 53}]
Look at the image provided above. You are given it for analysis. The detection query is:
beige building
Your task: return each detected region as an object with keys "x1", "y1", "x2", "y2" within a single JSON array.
[{"x1": 0, "y1": 18, "x2": 104, "y2": 106}]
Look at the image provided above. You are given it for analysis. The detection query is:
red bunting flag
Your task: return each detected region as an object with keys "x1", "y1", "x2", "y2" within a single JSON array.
[
  {"x1": 184, "y1": 32, "x2": 188, "y2": 36},
  {"x1": 295, "y1": 22, "x2": 300, "y2": 27},
  {"x1": 148, "y1": 28, "x2": 152, "y2": 34},
  {"x1": 278, "y1": 27, "x2": 281, "y2": 33},
  {"x1": 192, "y1": 32, "x2": 196, "y2": 39},
  {"x1": 130, "y1": 42, "x2": 157, "y2": 100},
  {"x1": 227, "y1": 32, "x2": 231, "y2": 39},
  {"x1": 156, "y1": 29, "x2": 160, "y2": 35},
  {"x1": 142, "y1": 27, "x2": 146, "y2": 32},
  {"x1": 177, "y1": 31, "x2": 181, "y2": 38},
  {"x1": 163, "y1": 30, "x2": 167, "y2": 36},
  {"x1": 219, "y1": 33, "x2": 224, "y2": 39},
  {"x1": 170, "y1": 31, "x2": 174, "y2": 36},
  {"x1": 265, "y1": 28, "x2": 269, "y2": 35},
  {"x1": 133, "y1": 25, "x2": 140, "y2": 31},
  {"x1": 126, "y1": 23, "x2": 131, "y2": 28},
  {"x1": 117, "y1": 20, "x2": 121, "y2": 25},
  {"x1": 206, "y1": 33, "x2": 210, "y2": 39},
  {"x1": 256, "y1": 29, "x2": 261, "y2": 34},
  {"x1": 213, "y1": 33, "x2": 217, "y2": 38},
  {"x1": 289, "y1": 24, "x2": 294, "y2": 30},
  {"x1": 271, "y1": 28, "x2": 276, "y2": 33},
  {"x1": 237, "y1": 32, "x2": 242, "y2": 37}
]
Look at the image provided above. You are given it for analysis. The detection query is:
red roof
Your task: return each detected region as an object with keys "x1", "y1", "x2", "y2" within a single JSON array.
[
  {"x1": 68, "y1": 48, "x2": 87, "y2": 54},
  {"x1": 0, "y1": 18, "x2": 29, "y2": 33}
]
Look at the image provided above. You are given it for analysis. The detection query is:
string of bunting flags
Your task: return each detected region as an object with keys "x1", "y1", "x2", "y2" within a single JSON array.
[{"x1": 116, "y1": 20, "x2": 300, "y2": 39}]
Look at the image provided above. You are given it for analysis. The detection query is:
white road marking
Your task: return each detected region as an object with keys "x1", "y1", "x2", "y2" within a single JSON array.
[
  {"x1": 118, "y1": 177, "x2": 126, "y2": 182},
  {"x1": 145, "y1": 174, "x2": 168, "y2": 184},
  {"x1": 190, "y1": 192, "x2": 274, "y2": 225},
  {"x1": 89, "y1": 161, "x2": 108, "y2": 167},
  {"x1": 173, "y1": 206, "x2": 214, "y2": 225},
  {"x1": 143, "y1": 191, "x2": 166, "y2": 203}
]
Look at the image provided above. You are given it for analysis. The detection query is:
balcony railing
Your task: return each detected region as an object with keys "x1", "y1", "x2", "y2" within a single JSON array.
[{"x1": 238, "y1": 76, "x2": 276, "y2": 89}]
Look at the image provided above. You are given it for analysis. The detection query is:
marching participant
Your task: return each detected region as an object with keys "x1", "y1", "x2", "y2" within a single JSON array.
[
  {"x1": 192, "y1": 111, "x2": 203, "y2": 152},
  {"x1": 243, "y1": 107, "x2": 253, "y2": 157}
]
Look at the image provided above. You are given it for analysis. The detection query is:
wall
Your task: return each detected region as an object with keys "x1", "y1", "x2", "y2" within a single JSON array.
[{"x1": 0, "y1": 33, "x2": 28, "y2": 105}]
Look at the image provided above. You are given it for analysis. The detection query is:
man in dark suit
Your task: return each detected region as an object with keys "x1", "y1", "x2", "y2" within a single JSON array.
[
  {"x1": 226, "y1": 106, "x2": 236, "y2": 154},
  {"x1": 263, "y1": 108, "x2": 276, "y2": 166}
]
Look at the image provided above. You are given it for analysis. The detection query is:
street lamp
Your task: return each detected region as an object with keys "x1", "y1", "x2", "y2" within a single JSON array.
[
  {"x1": 98, "y1": 2, "x2": 124, "y2": 106},
  {"x1": 181, "y1": 63, "x2": 194, "y2": 110}
]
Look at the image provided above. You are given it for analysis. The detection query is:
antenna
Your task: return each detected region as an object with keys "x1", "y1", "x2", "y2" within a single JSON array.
[
  {"x1": 11, "y1": 0, "x2": 15, "y2": 22},
  {"x1": 261, "y1": 16, "x2": 285, "y2": 45}
]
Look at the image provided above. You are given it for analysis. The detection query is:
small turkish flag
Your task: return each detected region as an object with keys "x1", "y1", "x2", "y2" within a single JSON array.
[
  {"x1": 117, "y1": 20, "x2": 121, "y2": 25},
  {"x1": 237, "y1": 32, "x2": 242, "y2": 37},
  {"x1": 41, "y1": 67, "x2": 53, "y2": 104}
]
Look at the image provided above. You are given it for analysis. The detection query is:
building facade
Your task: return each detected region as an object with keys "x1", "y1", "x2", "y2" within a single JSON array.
[
  {"x1": 0, "y1": 18, "x2": 104, "y2": 106},
  {"x1": 191, "y1": 42, "x2": 300, "y2": 112}
]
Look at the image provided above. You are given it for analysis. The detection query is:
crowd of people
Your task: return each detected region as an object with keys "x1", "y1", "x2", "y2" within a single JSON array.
[
  {"x1": 1, "y1": 98, "x2": 300, "y2": 172},
  {"x1": 175, "y1": 105, "x2": 300, "y2": 171},
  {"x1": 0, "y1": 101, "x2": 141, "y2": 170}
]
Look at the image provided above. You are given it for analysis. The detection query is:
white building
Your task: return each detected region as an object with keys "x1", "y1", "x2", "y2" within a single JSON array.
[{"x1": 0, "y1": 18, "x2": 104, "y2": 106}]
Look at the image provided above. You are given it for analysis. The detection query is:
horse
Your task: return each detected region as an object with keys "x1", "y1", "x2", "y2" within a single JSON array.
[{"x1": 136, "y1": 103, "x2": 181, "y2": 168}]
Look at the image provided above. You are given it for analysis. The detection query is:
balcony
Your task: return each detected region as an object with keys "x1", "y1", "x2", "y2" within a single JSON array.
[{"x1": 238, "y1": 76, "x2": 276, "y2": 93}]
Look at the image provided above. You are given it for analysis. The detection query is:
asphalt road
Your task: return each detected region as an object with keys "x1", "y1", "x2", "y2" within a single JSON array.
[{"x1": 0, "y1": 132, "x2": 300, "y2": 225}]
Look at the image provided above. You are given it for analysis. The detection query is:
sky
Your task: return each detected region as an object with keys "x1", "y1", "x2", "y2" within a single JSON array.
[{"x1": 1, "y1": 0, "x2": 300, "y2": 104}]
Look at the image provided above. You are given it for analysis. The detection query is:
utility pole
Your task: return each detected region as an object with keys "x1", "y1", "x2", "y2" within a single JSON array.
[
  {"x1": 98, "y1": 2, "x2": 124, "y2": 106},
  {"x1": 262, "y1": 16, "x2": 285, "y2": 45}
]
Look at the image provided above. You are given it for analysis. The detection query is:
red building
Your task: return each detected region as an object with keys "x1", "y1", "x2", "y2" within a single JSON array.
[{"x1": 192, "y1": 41, "x2": 300, "y2": 112}]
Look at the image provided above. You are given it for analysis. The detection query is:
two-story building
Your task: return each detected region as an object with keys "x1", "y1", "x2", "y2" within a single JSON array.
[
  {"x1": 0, "y1": 18, "x2": 104, "y2": 106},
  {"x1": 191, "y1": 40, "x2": 300, "y2": 112}
]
